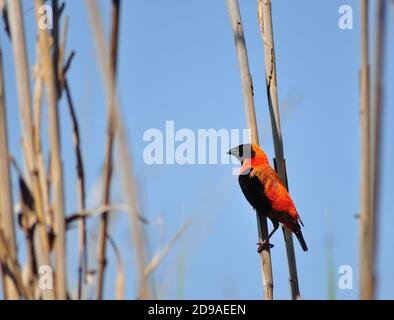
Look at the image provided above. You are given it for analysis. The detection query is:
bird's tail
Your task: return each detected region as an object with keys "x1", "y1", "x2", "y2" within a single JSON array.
[{"x1": 295, "y1": 229, "x2": 308, "y2": 252}]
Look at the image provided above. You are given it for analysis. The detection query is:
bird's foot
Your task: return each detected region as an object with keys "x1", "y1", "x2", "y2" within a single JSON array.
[{"x1": 257, "y1": 240, "x2": 274, "y2": 253}]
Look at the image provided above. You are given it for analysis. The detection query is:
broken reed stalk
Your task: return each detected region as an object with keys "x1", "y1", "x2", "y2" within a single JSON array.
[
  {"x1": 0, "y1": 46, "x2": 19, "y2": 299},
  {"x1": 359, "y1": 0, "x2": 373, "y2": 300},
  {"x1": 8, "y1": 0, "x2": 54, "y2": 299},
  {"x1": 226, "y1": 0, "x2": 274, "y2": 300},
  {"x1": 85, "y1": 0, "x2": 151, "y2": 299},
  {"x1": 257, "y1": 0, "x2": 300, "y2": 299},
  {"x1": 97, "y1": 0, "x2": 121, "y2": 300},
  {"x1": 368, "y1": 0, "x2": 386, "y2": 300},
  {"x1": 34, "y1": 0, "x2": 67, "y2": 300}
]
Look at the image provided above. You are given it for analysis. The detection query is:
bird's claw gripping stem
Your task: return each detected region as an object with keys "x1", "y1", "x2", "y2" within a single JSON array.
[{"x1": 257, "y1": 240, "x2": 274, "y2": 253}]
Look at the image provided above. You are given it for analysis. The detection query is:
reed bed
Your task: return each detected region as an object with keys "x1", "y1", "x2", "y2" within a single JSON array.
[{"x1": 0, "y1": 0, "x2": 188, "y2": 300}]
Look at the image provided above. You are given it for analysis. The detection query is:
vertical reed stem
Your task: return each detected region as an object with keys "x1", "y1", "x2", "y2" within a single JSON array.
[
  {"x1": 64, "y1": 79, "x2": 86, "y2": 300},
  {"x1": 367, "y1": 0, "x2": 386, "y2": 300},
  {"x1": 85, "y1": 0, "x2": 151, "y2": 299},
  {"x1": 97, "y1": 0, "x2": 121, "y2": 300},
  {"x1": 35, "y1": 0, "x2": 67, "y2": 300},
  {"x1": 8, "y1": 0, "x2": 53, "y2": 299},
  {"x1": 0, "y1": 45, "x2": 19, "y2": 300},
  {"x1": 359, "y1": 0, "x2": 373, "y2": 300},
  {"x1": 226, "y1": 0, "x2": 274, "y2": 300},
  {"x1": 257, "y1": 0, "x2": 301, "y2": 299}
]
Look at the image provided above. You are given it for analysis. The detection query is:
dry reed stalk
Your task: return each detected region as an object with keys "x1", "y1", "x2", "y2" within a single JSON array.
[
  {"x1": 64, "y1": 79, "x2": 87, "y2": 300},
  {"x1": 23, "y1": 226, "x2": 37, "y2": 297},
  {"x1": 107, "y1": 235, "x2": 125, "y2": 300},
  {"x1": 367, "y1": 0, "x2": 386, "y2": 300},
  {"x1": 257, "y1": 0, "x2": 300, "y2": 299},
  {"x1": 51, "y1": 0, "x2": 64, "y2": 99},
  {"x1": 33, "y1": 41, "x2": 54, "y2": 233},
  {"x1": 14, "y1": 161, "x2": 38, "y2": 298},
  {"x1": 57, "y1": 12, "x2": 87, "y2": 299},
  {"x1": 0, "y1": 46, "x2": 19, "y2": 299},
  {"x1": 66, "y1": 204, "x2": 136, "y2": 222},
  {"x1": 8, "y1": 0, "x2": 53, "y2": 299},
  {"x1": 57, "y1": 10, "x2": 87, "y2": 300},
  {"x1": 359, "y1": 0, "x2": 373, "y2": 300},
  {"x1": 0, "y1": 229, "x2": 32, "y2": 299},
  {"x1": 34, "y1": 0, "x2": 67, "y2": 299},
  {"x1": 226, "y1": 0, "x2": 274, "y2": 300},
  {"x1": 7, "y1": 0, "x2": 35, "y2": 173},
  {"x1": 143, "y1": 219, "x2": 191, "y2": 279},
  {"x1": 85, "y1": 0, "x2": 151, "y2": 299},
  {"x1": 96, "y1": 0, "x2": 121, "y2": 300}
]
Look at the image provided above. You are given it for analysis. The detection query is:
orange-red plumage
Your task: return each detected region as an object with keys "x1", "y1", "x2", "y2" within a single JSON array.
[{"x1": 229, "y1": 143, "x2": 308, "y2": 252}]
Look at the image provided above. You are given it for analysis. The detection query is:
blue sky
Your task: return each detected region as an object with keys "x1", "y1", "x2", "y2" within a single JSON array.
[{"x1": 1, "y1": 0, "x2": 393, "y2": 299}]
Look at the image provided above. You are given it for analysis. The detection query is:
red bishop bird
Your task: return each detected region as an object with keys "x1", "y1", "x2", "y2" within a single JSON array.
[{"x1": 228, "y1": 143, "x2": 308, "y2": 252}]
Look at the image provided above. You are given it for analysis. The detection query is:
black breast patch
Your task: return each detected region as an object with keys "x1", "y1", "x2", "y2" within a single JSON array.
[{"x1": 238, "y1": 169, "x2": 272, "y2": 214}]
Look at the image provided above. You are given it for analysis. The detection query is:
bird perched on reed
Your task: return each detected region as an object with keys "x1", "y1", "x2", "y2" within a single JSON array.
[{"x1": 228, "y1": 143, "x2": 308, "y2": 252}]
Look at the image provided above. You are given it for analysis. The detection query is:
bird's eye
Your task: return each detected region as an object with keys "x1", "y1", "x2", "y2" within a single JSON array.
[{"x1": 238, "y1": 146, "x2": 243, "y2": 157}]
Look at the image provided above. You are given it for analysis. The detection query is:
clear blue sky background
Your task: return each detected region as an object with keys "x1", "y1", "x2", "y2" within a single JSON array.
[{"x1": 1, "y1": 0, "x2": 393, "y2": 299}]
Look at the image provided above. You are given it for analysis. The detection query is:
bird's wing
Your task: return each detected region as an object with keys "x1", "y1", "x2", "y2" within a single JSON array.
[{"x1": 255, "y1": 169, "x2": 301, "y2": 224}]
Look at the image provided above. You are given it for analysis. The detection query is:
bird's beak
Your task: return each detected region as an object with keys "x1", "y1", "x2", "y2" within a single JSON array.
[{"x1": 227, "y1": 147, "x2": 237, "y2": 156}]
